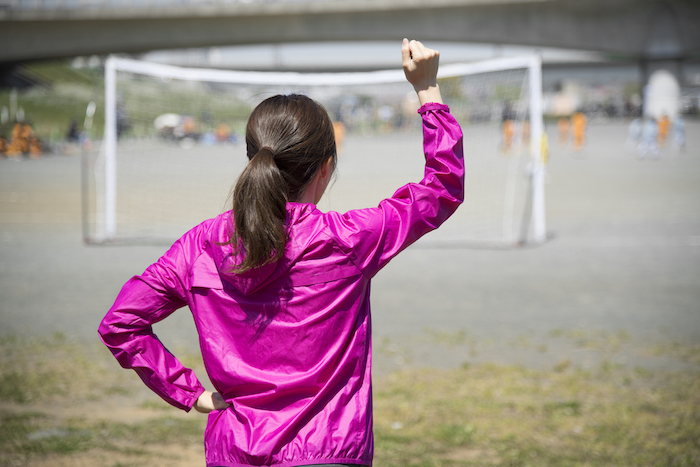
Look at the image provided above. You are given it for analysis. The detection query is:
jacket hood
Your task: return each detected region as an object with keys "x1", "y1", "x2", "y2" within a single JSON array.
[{"x1": 208, "y1": 203, "x2": 318, "y2": 296}]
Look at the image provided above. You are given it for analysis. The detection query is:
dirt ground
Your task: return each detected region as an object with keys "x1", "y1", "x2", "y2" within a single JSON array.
[{"x1": 0, "y1": 121, "x2": 699, "y2": 376}]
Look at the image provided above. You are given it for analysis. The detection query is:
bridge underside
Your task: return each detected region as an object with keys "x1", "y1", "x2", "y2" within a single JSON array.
[{"x1": 1, "y1": 0, "x2": 699, "y2": 65}]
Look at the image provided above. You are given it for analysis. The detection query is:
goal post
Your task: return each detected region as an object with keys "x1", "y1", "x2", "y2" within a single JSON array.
[
  {"x1": 439, "y1": 55, "x2": 546, "y2": 244},
  {"x1": 527, "y1": 55, "x2": 546, "y2": 244},
  {"x1": 89, "y1": 54, "x2": 545, "y2": 247},
  {"x1": 104, "y1": 56, "x2": 117, "y2": 239}
]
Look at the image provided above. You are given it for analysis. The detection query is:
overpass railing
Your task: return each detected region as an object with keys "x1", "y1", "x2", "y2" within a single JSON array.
[{"x1": 0, "y1": 0, "x2": 344, "y2": 12}]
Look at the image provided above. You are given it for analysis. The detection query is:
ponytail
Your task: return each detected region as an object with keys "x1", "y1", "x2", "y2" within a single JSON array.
[
  {"x1": 228, "y1": 94, "x2": 337, "y2": 274},
  {"x1": 230, "y1": 147, "x2": 288, "y2": 273}
]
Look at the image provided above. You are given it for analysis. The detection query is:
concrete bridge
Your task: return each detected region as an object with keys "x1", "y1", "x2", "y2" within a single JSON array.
[{"x1": 1, "y1": 0, "x2": 699, "y2": 67}]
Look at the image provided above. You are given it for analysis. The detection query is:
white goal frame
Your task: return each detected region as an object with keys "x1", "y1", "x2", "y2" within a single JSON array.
[{"x1": 100, "y1": 55, "x2": 545, "y2": 245}]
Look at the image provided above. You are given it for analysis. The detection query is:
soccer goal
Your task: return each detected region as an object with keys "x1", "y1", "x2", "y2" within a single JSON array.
[{"x1": 85, "y1": 54, "x2": 545, "y2": 247}]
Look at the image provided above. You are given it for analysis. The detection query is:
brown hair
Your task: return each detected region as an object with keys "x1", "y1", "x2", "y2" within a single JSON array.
[{"x1": 229, "y1": 94, "x2": 337, "y2": 273}]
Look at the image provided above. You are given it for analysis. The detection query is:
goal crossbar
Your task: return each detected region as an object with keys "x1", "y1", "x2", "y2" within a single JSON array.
[{"x1": 108, "y1": 55, "x2": 540, "y2": 86}]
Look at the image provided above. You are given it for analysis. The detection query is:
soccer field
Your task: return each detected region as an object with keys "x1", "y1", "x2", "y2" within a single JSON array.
[
  {"x1": 86, "y1": 124, "x2": 531, "y2": 247},
  {"x1": 0, "y1": 121, "x2": 699, "y2": 373}
]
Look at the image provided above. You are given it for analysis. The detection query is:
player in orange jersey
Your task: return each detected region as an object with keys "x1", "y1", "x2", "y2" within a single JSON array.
[
  {"x1": 657, "y1": 114, "x2": 670, "y2": 146},
  {"x1": 571, "y1": 112, "x2": 587, "y2": 152},
  {"x1": 333, "y1": 120, "x2": 346, "y2": 154},
  {"x1": 501, "y1": 119, "x2": 515, "y2": 153}
]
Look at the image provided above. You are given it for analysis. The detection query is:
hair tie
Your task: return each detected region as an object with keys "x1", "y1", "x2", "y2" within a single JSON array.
[{"x1": 252, "y1": 147, "x2": 275, "y2": 162}]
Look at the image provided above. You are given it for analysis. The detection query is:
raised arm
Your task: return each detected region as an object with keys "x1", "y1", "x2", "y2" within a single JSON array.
[
  {"x1": 325, "y1": 40, "x2": 463, "y2": 277},
  {"x1": 402, "y1": 38, "x2": 443, "y2": 106}
]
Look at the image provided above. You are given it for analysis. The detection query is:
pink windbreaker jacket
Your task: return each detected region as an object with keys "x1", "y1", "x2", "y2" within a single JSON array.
[{"x1": 99, "y1": 103, "x2": 464, "y2": 467}]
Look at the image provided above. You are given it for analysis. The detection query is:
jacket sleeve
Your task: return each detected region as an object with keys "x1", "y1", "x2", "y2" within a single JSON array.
[
  {"x1": 326, "y1": 103, "x2": 464, "y2": 278},
  {"x1": 97, "y1": 224, "x2": 210, "y2": 411}
]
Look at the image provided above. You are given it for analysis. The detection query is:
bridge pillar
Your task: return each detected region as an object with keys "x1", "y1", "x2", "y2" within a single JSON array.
[{"x1": 638, "y1": 1, "x2": 687, "y2": 114}]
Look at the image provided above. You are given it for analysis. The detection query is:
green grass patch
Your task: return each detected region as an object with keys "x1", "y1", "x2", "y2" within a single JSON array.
[
  {"x1": 372, "y1": 364, "x2": 700, "y2": 466},
  {"x1": 652, "y1": 341, "x2": 700, "y2": 364},
  {"x1": 0, "y1": 333, "x2": 123, "y2": 404},
  {"x1": 0, "y1": 409, "x2": 206, "y2": 465},
  {"x1": 0, "y1": 334, "x2": 698, "y2": 466}
]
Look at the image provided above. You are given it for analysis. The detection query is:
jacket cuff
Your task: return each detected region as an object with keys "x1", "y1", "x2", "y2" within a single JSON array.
[
  {"x1": 185, "y1": 385, "x2": 207, "y2": 412},
  {"x1": 418, "y1": 102, "x2": 450, "y2": 114}
]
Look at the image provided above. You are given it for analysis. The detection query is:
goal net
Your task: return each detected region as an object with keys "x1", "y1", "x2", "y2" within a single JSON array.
[{"x1": 85, "y1": 55, "x2": 545, "y2": 247}]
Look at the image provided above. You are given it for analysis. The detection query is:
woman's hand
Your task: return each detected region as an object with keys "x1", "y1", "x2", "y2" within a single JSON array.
[
  {"x1": 193, "y1": 390, "x2": 230, "y2": 413},
  {"x1": 401, "y1": 38, "x2": 443, "y2": 105}
]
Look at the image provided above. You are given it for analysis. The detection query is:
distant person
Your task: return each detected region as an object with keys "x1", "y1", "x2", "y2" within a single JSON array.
[
  {"x1": 98, "y1": 39, "x2": 464, "y2": 467},
  {"x1": 571, "y1": 111, "x2": 587, "y2": 152},
  {"x1": 28, "y1": 134, "x2": 41, "y2": 158},
  {"x1": 182, "y1": 116, "x2": 198, "y2": 138},
  {"x1": 5, "y1": 122, "x2": 26, "y2": 159},
  {"x1": 67, "y1": 118, "x2": 80, "y2": 142},
  {"x1": 557, "y1": 117, "x2": 569, "y2": 147},
  {"x1": 501, "y1": 119, "x2": 515, "y2": 153},
  {"x1": 377, "y1": 104, "x2": 395, "y2": 133},
  {"x1": 626, "y1": 117, "x2": 642, "y2": 153},
  {"x1": 657, "y1": 114, "x2": 670, "y2": 146},
  {"x1": 501, "y1": 101, "x2": 515, "y2": 153},
  {"x1": 5, "y1": 121, "x2": 40, "y2": 159},
  {"x1": 333, "y1": 120, "x2": 346, "y2": 154},
  {"x1": 673, "y1": 116, "x2": 686, "y2": 149},
  {"x1": 116, "y1": 107, "x2": 130, "y2": 140},
  {"x1": 215, "y1": 122, "x2": 231, "y2": 143},
  {"x1": 23, "y1": 119, "x2": 42, "y2": 158},
  {"x1": 672, "y1": 116, "x2": 686, "y2": 152},
  {"x1": 638, "y1": 117, "x2": 659, "y2": 159},
  {"x1": 521, "y1": 119, "x2": 530, "y2": 149}
]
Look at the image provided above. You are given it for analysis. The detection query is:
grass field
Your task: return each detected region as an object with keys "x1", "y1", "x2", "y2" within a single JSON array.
[{"x1": 1, "y1": 334, "x2": 698, "y2": 467}]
